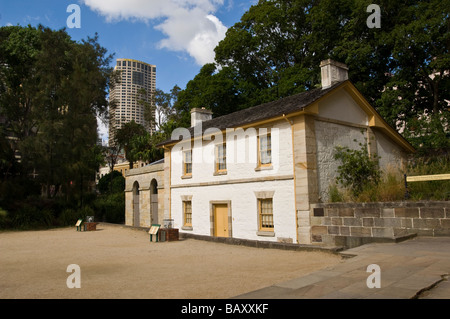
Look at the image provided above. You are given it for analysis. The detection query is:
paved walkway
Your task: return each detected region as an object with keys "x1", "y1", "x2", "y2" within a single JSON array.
[{"x1": 233, "y1": 236, "x2": 450, "y2": 299}]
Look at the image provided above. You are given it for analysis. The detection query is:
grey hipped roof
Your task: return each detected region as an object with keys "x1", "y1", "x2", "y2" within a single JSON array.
[{"x1": 158, "y1": 82, "x2": 342, "y2": 146}]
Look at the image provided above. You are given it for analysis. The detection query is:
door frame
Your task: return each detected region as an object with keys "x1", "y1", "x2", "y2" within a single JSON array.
[
  {"x1": 209, "y1": 200, "x2": 232, "y2": 238},
  {"x1": 150, "y1": 179, "x2": 158, "y2": 224},
  {"x1": 132, "y1": 181, "x2": 140, "y2": 227}
]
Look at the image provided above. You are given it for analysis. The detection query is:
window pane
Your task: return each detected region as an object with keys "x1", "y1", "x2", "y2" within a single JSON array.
[
  {"x1": 216, "y1": 144, "x2": 226, "y2": 171},
  {"x1": 132, "y1": 71, "x2": 144, "y2": 86},
  {"x1": 259, "y1": 199, "x2": 274, "y2": 229},
  {"x1": 184, "y1": 201, "x2": 192, "y2": 226},
  {"x1": 184, "y1": 151, "x2": 192, "y2": 174},
  {"x1": 260, "y1": 134, "x2": 272, "y2": 165}
]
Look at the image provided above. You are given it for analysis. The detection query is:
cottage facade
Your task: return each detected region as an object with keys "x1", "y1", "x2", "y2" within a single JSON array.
[{"x1": 125, "y1": 60, "x2": 414, "y2": 244}]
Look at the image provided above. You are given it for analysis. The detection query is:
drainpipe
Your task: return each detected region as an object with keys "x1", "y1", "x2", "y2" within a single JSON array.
[{"x1": 283, "y1": 114, "x2": 299, "y2": 244}]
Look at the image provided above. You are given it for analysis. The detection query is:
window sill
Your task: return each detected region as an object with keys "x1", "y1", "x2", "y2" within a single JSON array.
[
  {"x1": 181, "y1": 175, "x2": 192, "y2": 179},
  {"x1": 254, "y1": 165, "x2": 273, "y2": 172},
  {"x1": 256, "y1": 231, "x2": 275, "y2": 237},
  {"x1": 213, "y1": 171, "x2": 227, "y2": 176},
  {"x1": 182, "y1": 226, "x2": 193, "y2": 231}
]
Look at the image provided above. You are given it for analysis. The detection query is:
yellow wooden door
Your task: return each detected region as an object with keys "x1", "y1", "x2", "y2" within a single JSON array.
[{"x1": 214, "y1": 204, "x2": 229, "y2": 237}]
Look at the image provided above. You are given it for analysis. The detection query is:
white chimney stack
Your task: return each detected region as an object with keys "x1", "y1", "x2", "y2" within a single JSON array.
[
  {"x1": 320, "y1": 59, "x2": 349, "y2": 89},
  {"x1": 190, "y1": 107, "x2": 213, "y2": 127}
]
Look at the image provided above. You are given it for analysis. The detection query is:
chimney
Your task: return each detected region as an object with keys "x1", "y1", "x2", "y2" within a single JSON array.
[
  {"x1": 320, "y1": 59, "x2": 349, "y2": 89},
  {"x1": 190, "y1": 107, "x2": 213, "y2": 127}
]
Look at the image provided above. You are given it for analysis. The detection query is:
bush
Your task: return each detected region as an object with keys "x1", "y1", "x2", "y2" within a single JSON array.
[
  {"x1": 9, "y1": 204, "x2": 54, "y2": 229},
  {"x1": 93, "y1": 192, "x2": 125, "y2": 224},
  {"x1": 329, "y1": 184, "x2": 344, "y2": 202},
  {"x1": 329, "y1": 169, "x2": 405, "y2": 203},
  {"x1": 334, "y1": 141, "x2": 380, "y2": 197},
  {"x1": 97, "y1": 171, "x2": 125, "y2": 194},
  {"x1": 57, "y1": 205, "x2": 98, "y2": 226},
  {"x1": 58, "y1": 208, "x2": 79, "y2": 226},
  {"x1": 0, "y1": 207, "x2": 10, "y2": 229},
  {"x1": 329, "y1": 152, "x2": 450, "y2": 202},
  {"x1": 406, "y1": 154, "x2": 450, "y2": 200}
]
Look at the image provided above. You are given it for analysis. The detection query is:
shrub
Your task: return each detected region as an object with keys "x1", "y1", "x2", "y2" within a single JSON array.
[
  {"x1": 97, "y1": 171, "x2": 125, "y2": 194},
  {"x1": 93, "y1": 192, "x2": 125, "y2": 224},
  {"x1": 406, "y1": 154, "x2": 450, "y2": 200},
  {"x1": 58, "y1": 208, "x2": 79, "y2": 226},
  {"x1": 334, "y1": 141, "x2": 380, "y2": 197},
  {"x1": 329, "y1": 184, "x2": 344, "y2": 202},
  {"x1": 9, "y1": 204, "x2": 54, "y2": 229},
  {"x1": 0, "y1": 207, "x2": 10, "y2": 229},
  {"x1": 356, "y1": 170, "x2": 404, "y2": 202}
]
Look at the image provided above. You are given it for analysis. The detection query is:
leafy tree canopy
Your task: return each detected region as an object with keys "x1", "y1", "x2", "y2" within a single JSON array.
[
  {"x1": 172, "y1": 0, "x2": 450, "y2": 152},
  {"x1": 0, "y1": 25, "x2": 114, "y2": 202}
]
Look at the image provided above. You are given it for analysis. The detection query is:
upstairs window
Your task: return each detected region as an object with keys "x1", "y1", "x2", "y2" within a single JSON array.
[
  {"x1": 183, "y1": 150, "x2": 192, "y2": 176},
  {"x1": 258, "y1": 132, "x2": 272, "y2": 166},
  {"x1": 215, "y1": 143, "x2": 227, "y2": 174}
]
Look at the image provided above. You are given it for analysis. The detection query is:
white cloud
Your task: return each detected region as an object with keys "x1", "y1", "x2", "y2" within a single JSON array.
[{"x1": 81, "y1": 0, "x2": 227, "y2": 65}]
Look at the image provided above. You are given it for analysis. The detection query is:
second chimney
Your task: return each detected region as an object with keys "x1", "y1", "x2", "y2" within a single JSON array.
[
  {"x1": 320, "y1": 59, "x2": 349, "y2": 89},
  {"x1": 191, "y1": 107, "x2": 213, "y2": 127}
]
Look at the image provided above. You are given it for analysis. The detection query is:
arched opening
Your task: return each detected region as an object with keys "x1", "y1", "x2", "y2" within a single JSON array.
[
  {"x1": 150, "y1": 179, "x2": 158, "y2": 224},
  {"x1": 133, "y1": 181, "x2": 140, "y2": 227}
]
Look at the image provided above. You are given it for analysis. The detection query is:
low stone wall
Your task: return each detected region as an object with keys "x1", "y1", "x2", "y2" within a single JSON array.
[{"x1": 310, "y1": 201, "x2": 450, "y2": 248}]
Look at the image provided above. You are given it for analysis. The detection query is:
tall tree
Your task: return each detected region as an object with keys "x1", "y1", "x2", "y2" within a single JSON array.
[
  {"x1": 174, "y1": 0, "x2": 449, "y2": 151},
  {"x1": 0, "y1": 25, "x2": 114, "y2": 203},
  {"x1": 114, "y1": 120, "x2": 147, "y2": 169}
]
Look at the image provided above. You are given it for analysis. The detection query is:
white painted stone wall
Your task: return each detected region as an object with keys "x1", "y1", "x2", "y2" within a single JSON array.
[
  {"x1": 170, "y1": 119, "x2": 296, "y2": 242},
  {"x1": 171, "y1": 179, "x2": 296, "y2": 242},
  {"x1": 318, "y1": 90, "x2": 369, "y2": 126},
  {"x1": 170, "y1": 120, "x2": 294, "y2": 186}
]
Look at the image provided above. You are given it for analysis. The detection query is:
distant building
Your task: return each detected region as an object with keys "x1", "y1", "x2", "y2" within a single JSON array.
[{"x1": 109, "y1": 58, "x2": 156, "y2": 146}]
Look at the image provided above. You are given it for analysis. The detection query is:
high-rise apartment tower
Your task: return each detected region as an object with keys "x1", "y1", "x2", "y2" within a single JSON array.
[{"x1": 109, "y1": 58, "x2": 156, "y2": 146}]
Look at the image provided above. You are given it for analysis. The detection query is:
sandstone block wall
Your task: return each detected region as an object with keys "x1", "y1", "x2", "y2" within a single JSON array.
[{"x1": 310, "y1": 201, "x2": 450, "y2": 247}]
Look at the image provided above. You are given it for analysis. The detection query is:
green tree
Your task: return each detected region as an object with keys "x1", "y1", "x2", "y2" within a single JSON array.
[
  {"x1": 97, "y1": 170, "x2": 125, "y2": 194},
  {"x1": 0, "y1": 25, "x2": 114, "y2": 205},
  {"x1": 174, "y1": 63, "x2": 247, "y2": 128},
  {"x1": 175, "y1": 0, "x2": 449, "y2": 152},
  {"x1": 114, "y1": 120, "x2": 147, "y2": 169}
]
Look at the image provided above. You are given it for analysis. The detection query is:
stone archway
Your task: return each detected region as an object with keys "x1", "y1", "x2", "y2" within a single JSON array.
[
  {"x1": 150, "y1": 179, "x2": 158, "y2": 224},
  {"x1": 133, "y1": 181, "x2": 140, "y2": 227}
]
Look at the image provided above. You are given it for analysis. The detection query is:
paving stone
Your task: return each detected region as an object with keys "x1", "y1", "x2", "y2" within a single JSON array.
[
  {"x1": 420, "y1": 279, "x2": 450, "y2": 299},
  {"x1": 392, "y1": 274, "x2": 441, "y2": 291},
  {"x1": 369, "y1": 286, "x2": 418, "y2": 299},
  {"x1": 232, "y1": 286, "x2": 292, "y2": 299},
  {"x1": 275, "y1": 274, "x2": 326, "y2": 289},
  {"x1": 285, "y1": 284, "x2": 336, "y2": 299},
  {"x1": 232, "y1": 237, "x2": 450, "y2": 299}
]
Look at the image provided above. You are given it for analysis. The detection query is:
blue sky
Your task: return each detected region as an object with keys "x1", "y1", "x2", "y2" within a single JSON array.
[{"x1": 0, "y1": 0, "x2": 255, "y2": 142}]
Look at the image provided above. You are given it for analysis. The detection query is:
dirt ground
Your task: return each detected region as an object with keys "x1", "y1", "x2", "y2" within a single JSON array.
[{"x1": 0, "y1": 223, "x2": 343, "y2": 299}]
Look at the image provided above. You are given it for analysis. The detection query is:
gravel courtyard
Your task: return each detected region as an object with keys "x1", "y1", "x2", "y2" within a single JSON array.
[{"x1": 0, "y1": 223, "x2": 342, "y2": 299}]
